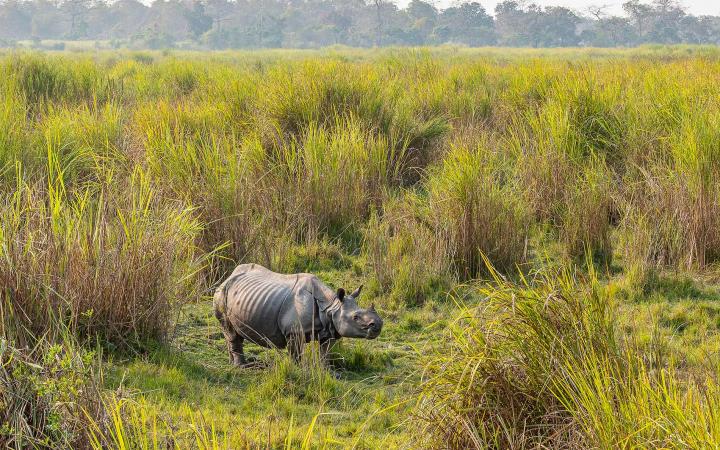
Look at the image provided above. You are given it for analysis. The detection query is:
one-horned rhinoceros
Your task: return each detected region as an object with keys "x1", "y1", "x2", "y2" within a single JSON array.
[{"x1": 213, "y1": 263, "x2": 383, "y2": 366}]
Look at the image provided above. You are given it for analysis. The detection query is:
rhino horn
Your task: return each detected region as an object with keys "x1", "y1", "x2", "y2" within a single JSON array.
[
  {"x1": 351, "y1": 284, "x2": 363, "y2": 298},
  {"x1": 369, "y1": 302, "x2": 376, "y2": 312}
]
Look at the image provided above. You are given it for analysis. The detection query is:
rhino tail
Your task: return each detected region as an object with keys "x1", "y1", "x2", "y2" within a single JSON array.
[{"x1": 213, "y1": 284, "x2": 228, "y2": 324}]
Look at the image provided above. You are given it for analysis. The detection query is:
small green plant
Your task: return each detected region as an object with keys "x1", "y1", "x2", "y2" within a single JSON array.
[{"x1": 0, "y1": 304, "x2": 104, "y2": 449}]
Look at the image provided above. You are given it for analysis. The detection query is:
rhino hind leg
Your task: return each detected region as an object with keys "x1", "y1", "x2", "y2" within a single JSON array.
[
  {"x1": 228, "y1": 334, "x2": 247, "y2": 366},
  {"x1": 217, "y1": 316, "x2": 251, "y2": 366}
]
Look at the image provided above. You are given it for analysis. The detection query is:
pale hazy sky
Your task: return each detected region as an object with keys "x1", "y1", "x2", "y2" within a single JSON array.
[{"x1": 396, "y1": 0, "x2": 720, "y2": 16}]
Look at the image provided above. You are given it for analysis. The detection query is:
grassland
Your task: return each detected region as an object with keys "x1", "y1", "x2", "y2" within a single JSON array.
[{"x1": 2, "y1": 46, "x2": 720, "y2": 448}]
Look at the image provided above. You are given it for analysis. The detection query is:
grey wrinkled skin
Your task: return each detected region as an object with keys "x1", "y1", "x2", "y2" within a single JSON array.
[{"x1": 213, "y1": 263, "x2": 383, "y2": 367}]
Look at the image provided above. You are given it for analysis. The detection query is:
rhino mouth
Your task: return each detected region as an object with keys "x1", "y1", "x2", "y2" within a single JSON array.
[{"x1": 365, "y1": 327, "x2": 381, "y2": 339}]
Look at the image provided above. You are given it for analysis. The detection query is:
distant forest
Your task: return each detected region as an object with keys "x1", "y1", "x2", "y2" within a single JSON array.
[{"x1": 1, "y1": 0, "x2": 719, "y2": 49}]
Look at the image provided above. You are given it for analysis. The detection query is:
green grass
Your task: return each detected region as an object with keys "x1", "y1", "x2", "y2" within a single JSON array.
[
  {"x1": 2, "y1": 47, "x2": 720, "y2": 448},
  {"x1": 102, "y1": 262, "x2": 453, "y2": 448},
  {"x1": 417, "y1": 260, "x2": 720, "y2": 448}
]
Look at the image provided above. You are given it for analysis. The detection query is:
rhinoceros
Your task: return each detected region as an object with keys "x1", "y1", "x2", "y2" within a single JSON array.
[{"x1": 213, "y1": 263, "x2": 383, "y2": 366}]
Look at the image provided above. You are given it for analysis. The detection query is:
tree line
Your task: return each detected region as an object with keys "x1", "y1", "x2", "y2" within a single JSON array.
[{"x1": 0, "y1": 0, "x2": 719, "y2": 49}]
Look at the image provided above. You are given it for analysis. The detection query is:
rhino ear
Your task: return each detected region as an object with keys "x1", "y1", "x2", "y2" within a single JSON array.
[
  {"x1": 337, "y1": 288, "x2": 345, "y2": 302},
  {"x1": 350, "y1": 284, "x2": 363, "y2": 298}
]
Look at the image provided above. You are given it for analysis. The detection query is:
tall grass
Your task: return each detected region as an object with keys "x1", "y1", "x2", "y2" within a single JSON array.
[
  {"x1": 426, "y1": 144, "x2": 530, "y2": 278},
  {"x1": 288, "y1": 119, "x2": 401, "y2": 232},
  {"x1": 559, "y1": 158, "x2": 614, "y2": 263},
  {"x1": 364, "y1": 195, "x2": 454, "y2": 307},
  {"x1": 364, "y1": 142, "x2": 529, "y2": 306},
  {"x1": 0, "y1": 302, "x2": 105, "y2": 449},
  {"x1": 510, "y1": 73, "x2": 624, "y2": 263},
  {"x1": 618, "y1": 104, "x2": 720, "y2": 289},
  {"x1": 41, "y1": 102, "x2": 124, "y2": 187},
  {"x1": 1, "y1": 48, "x2": 720, "y2": 448},
  {"x1": 0, "y1": 167, "x2": 206, "y2": 345},
  {"x1": 4, "y1": 54, "x2": 112, "y2": 106},
  {"x1": 0, "y1": 91, "x2": 26, "y2": 180},
  {"x1": 137, "y1": 97, "x2": 406, "y2": 267},
  {"x1": 416, "y1": 261, "x2": 720, "y2": 448}
]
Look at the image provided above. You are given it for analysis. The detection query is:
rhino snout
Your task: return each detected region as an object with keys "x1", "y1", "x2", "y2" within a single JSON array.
[{"x1": 365, "y1": 318, "x2": 383, "y2": 339}]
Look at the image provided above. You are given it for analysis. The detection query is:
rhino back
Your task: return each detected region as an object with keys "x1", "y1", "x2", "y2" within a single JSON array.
[{"x1": 223, "y1": 269, "x2": 298, "y2": 348}]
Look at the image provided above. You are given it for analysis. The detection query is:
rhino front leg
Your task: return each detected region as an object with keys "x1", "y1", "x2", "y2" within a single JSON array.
[
  {"x1": 320, "y1": 338, "x2": 342, "y2": 379},
  {"x1": 320, "y1": 338, "x2": 336, "y2": 363},
  {"x1": 286, "y1": 333, "x2": 304, "y2": 363}
]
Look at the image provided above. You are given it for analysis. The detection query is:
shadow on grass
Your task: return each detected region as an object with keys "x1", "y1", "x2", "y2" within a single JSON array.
[{"x1": 622, "y1": 272, "x2": 720, "y2": 304}]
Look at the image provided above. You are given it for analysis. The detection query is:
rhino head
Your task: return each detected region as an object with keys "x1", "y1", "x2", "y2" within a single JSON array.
[{"x1": 331, "y1": 285, "x2": 383, "y2": 339}]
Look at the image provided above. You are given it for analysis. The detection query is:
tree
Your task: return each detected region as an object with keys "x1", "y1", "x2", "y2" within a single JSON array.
[
  {"x1": 623, "y1": 0, "x2": 687, "y2": 44},
  {"x1": 535, "y1": 6, "x2": 581, "y2": 47},
  {"x1": 106, "y1": 0, "x2": 149, "y2": 39},
  {"x1": 436, "y1": 2, "x2": 495, "y2": 46},
  {"x1": 372, "y1": 0, "x2": 383, "y2": 46},
  {"x1": 0, "y1": 0, "x2": 32, "y2": 39},
  {"x1": 582, "y1": 16, "x2": 637, "y2": 46},
  {"x1": 1, "y1": 0, "x2": 720, "y2": 48},
  {"x1": 183, "y1": 1, "x2": 212, "y2": 38},
  {"x1": 61, "y1": 0, "x2": 90, "y2": 39},
  {"x1": 495, "y1": 1, "x2": 530, "y2": 46},
  {"x1": 131, "y1": 22, "x2": 176, "y2": 48},
  {"x1": 405, "y1": 0, "x2": 437, "y2": 45},
  {"x1": 495, "y1": 1, "x2": 580, "y2": 47},
  {"x1": 204, "y1": 0, "x2": 234, "y2": 30},
  {"x1": 29, "y1": 0, "x2": 68, "y2": 40}
]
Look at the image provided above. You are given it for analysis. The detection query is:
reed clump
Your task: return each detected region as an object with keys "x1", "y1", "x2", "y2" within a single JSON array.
[
  {"x1": 0, "y1": 168, "x2": 206, "y2": 345},
  {"x1": 417, "y1": 262, "x2": 720, "y2": 448}
]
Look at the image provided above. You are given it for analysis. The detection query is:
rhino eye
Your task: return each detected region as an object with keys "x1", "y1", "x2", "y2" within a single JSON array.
[{"x1": 353, "y1": 314, "x2": 361, "y2": 321}]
